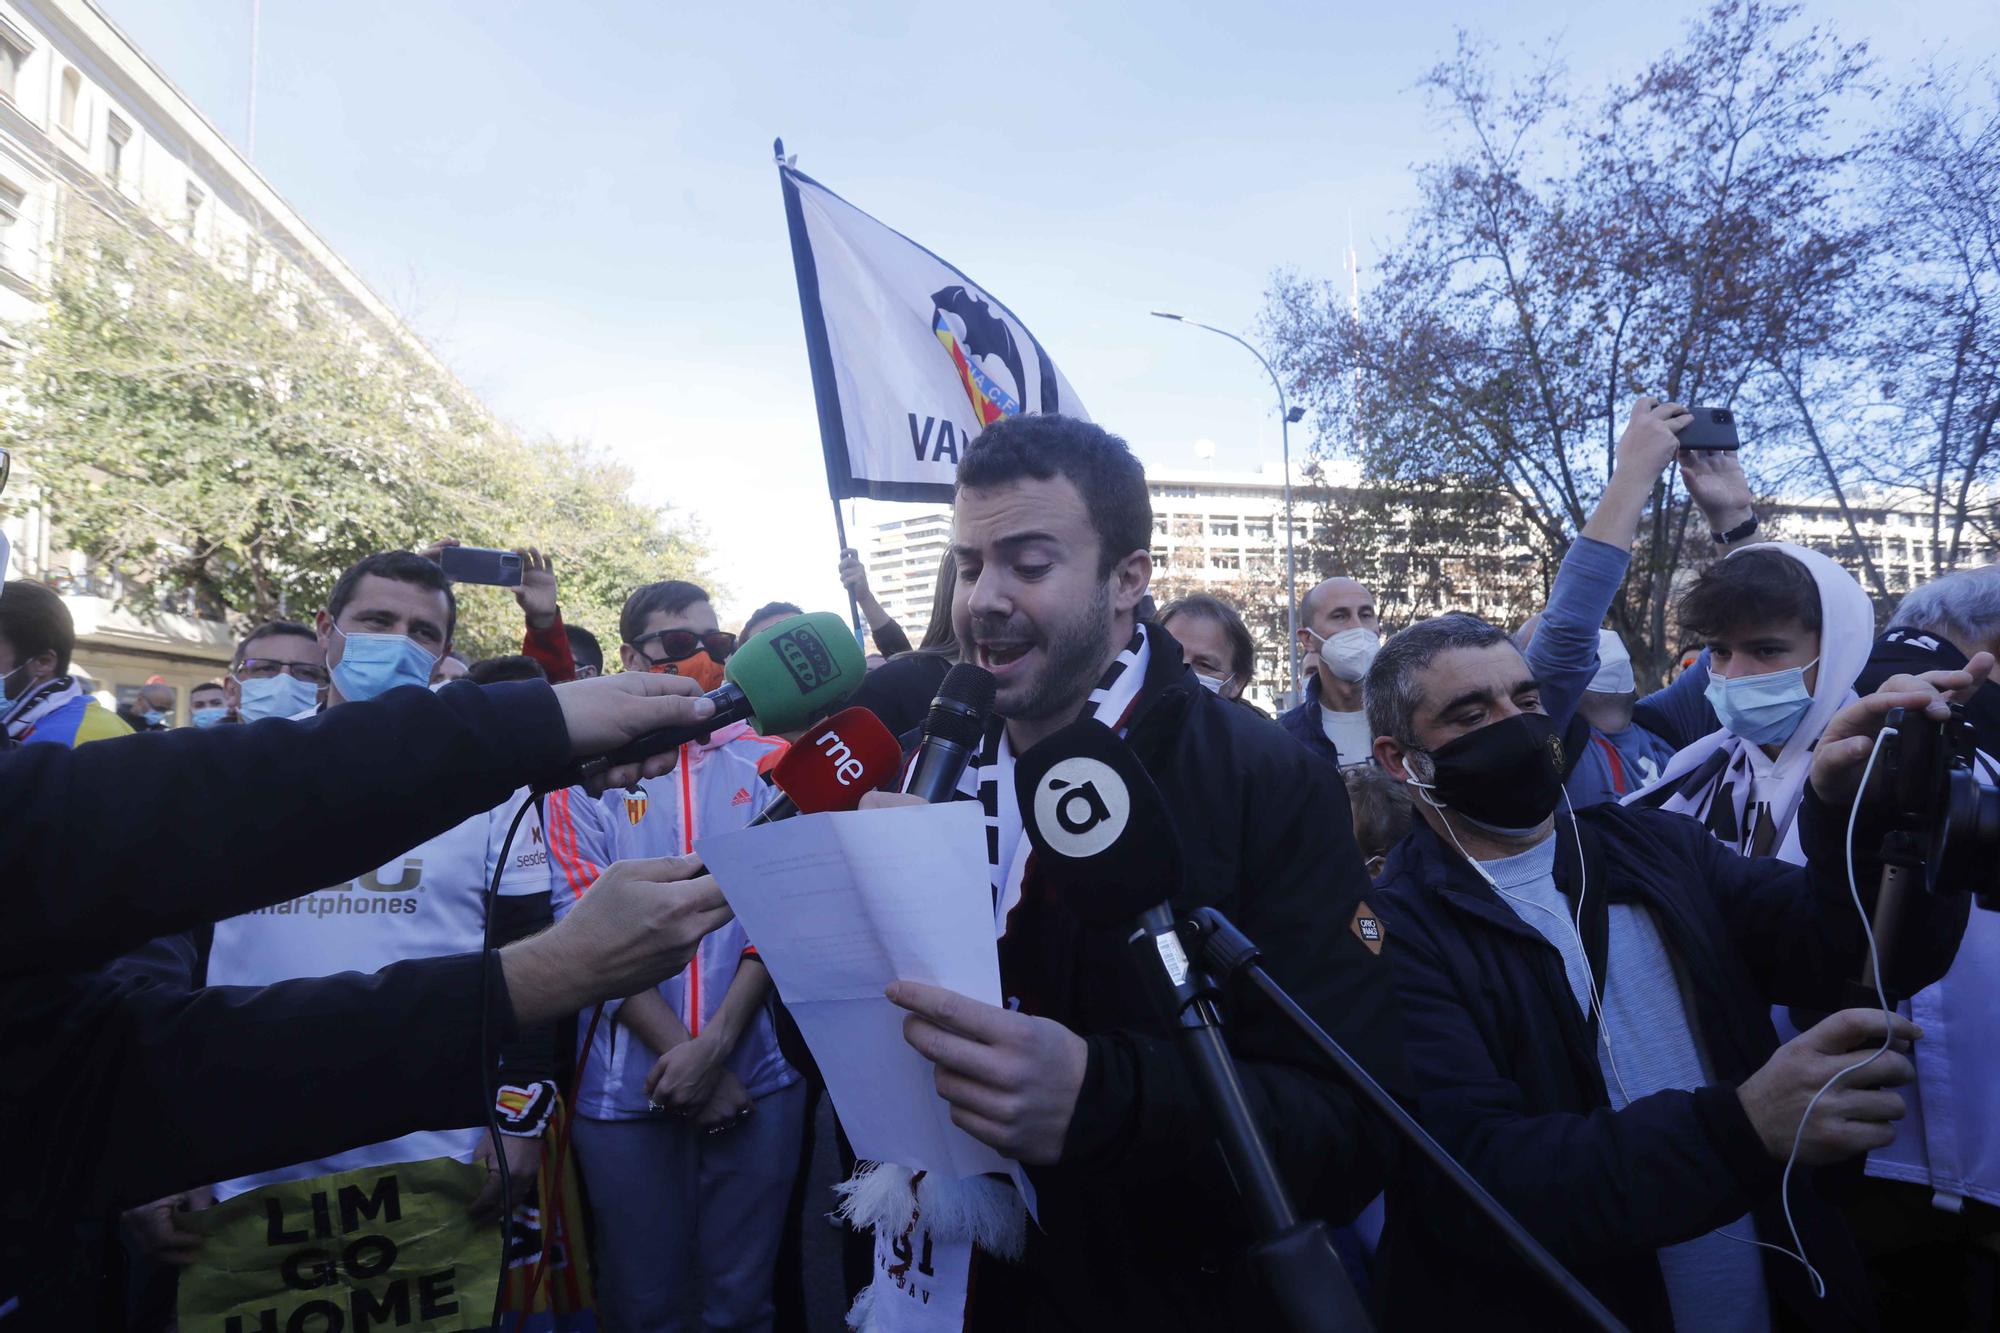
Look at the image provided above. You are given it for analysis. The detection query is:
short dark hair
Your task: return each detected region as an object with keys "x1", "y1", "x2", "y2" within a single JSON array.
[
  {"x1": 620, "y1": 580, "x2": 711, "y2": 646},
  {"x1": 1158, "y1": 594, "x2": 1256, "y2": 679},
  {"x1": 0, "y1": 580, "x2": 75, "y2": 674},
  {"x1": 234, "y1": 618, "x2": 317, "y2": 668},
  {"x1": 1677, "y1": 548, "x2": 1823, "y2": 641},
  {"x1": 191, "y1": 679, "x2": 226, "y2": 700},
  {"x1": 467, "y1": 654, "x2": 548, "y2": 685},
  {"x1": 741, "y1": 601, "x2": 803, "y2": 640},
  {"x1": 1343, "y1": 764, "x2": 1414, "y2": 865},
  {"x1": 565, "y1": 625, "x2": 604, "y2": 674},
  {"x1": 955, "y1": 414, "x2": 1151, "y2": 577},
  {"x1": 327, "y1": 552, "x2": 457, "y2": 641},
  {"x1": 1365, "y1": 612, "x2": 1513, "y2": 748}
]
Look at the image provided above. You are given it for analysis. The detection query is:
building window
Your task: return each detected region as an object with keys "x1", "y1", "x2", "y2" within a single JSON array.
[
  {"x1": 183, "y1": 182, "x2": 204, "y2": 238},
  {"x1": 0, "y1": 30, "x2": 27, "y2": 103},
  {"x1": 0, "y1": 180, "x2": 23, "y2": 272},
  {"x1": 1213, "y1": 553, "x2": 1242, "y2": 571},
  {"x1": 105, "y1": 114, "x2": 129, "y2": 184},
  {"x1": 1209, "y1": 520, "x2": 1239, "y2": 538},
  {"x1": 58, "y1": 67, "x2": 79, "y2": 134}
]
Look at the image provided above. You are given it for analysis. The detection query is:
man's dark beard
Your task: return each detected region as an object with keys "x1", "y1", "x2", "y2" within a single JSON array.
[{"x1": 1001, "y1": 580, "x2": 1115, "y2": 722}]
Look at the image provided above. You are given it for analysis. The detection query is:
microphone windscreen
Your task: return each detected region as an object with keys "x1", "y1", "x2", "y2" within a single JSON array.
[
  {"x1": 1014, "y1": 718, "x2": 1183, "y2": 929},
  {"x1": 724, "y1": 612, "x2": 867, "y2": 734},
  {"x1": 924, "y1": 664, "x2": 997, "y2": 749},
  {"x1": 771, "y1": 707, "x2": 903, "y2": 814}
]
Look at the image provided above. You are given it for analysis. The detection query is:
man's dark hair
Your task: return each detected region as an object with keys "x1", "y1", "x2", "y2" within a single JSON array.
[
  {"x1": 1158, "y1": 594, "x2": 1256, "y2": 679},
  {"x1": 955, "y1": 414, "x2": 1151, "y2": 577},
  {"x1": 1343, "y1": 764, "x2": 1414, "y2": 865},
  {"x1": 741, "y1": 601, "x2": 803, "y2": 640},
  {"x1": 619, "y1": 580, "x2": 711, "y2": 646},
  {"x1": 233, "y1": 618, "x2": 317, "y2": 668},
  {"x1": 467, "y1": 654, "x2": 548, "y2": 685},
  {"x1": 1365, "y1": 612, "x2": 1512, "y2": 748},
  {"x1": 191, "y1": 679, "x2": 226, "y2": 700},
  {"x1": 565, "y1": 624, "x2": 604, "y2": 674},
  {"x1": 327, "y1": 552, "x2": 457, "y2": 641},
  {"x1": 0, "y1": 580, "x2": 76, "y2": 674},
  {"x1": 1677, "y1": 548, "x2": 1823, "y2": 641}
]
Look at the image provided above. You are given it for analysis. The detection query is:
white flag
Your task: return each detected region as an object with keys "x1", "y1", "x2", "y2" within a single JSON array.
[{"x1": 778, "y1": 153, "x2": 1087, "y2": 503}]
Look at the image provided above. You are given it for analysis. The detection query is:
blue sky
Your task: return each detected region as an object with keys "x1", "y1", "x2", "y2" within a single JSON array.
[{"x1": 103, "y1": 0, "x2": 1997, "y2": 626}]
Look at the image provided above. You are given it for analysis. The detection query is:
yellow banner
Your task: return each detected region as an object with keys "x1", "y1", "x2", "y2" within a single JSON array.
[{"x1": 177, "y1": 1157, "x2": 501, "y2": 1333}]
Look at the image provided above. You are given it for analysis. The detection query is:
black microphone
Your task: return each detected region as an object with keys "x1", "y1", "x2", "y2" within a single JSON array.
[
  {"x1": 905, "y1": 664, "x2": 996, "y2": 803},
  {"x1": 1015, "y1": 720, "x2": 1367, "y2": 1331}
]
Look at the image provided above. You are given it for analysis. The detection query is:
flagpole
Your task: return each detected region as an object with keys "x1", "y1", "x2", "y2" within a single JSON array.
[{"x1": 773, "y1": 137, "x2": 868, "y2": 650}]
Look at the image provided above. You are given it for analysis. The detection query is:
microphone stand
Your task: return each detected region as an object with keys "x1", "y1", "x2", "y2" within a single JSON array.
[
  {"x1": 1153, "y1": 947, "x2": 1374, "y2": 1332},
  {"x1": 1178, "y1": 907, "x2": 1627, "y2": 1333}
]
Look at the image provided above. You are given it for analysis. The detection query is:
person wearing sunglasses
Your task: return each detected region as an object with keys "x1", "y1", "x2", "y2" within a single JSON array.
[
  {"x1": 574, "y1": 578, "x2": 801, "y2": 1333},
  {"x1": 619, "y1": 579, "x2": 737, "y2": 691},
  {"x1": 223, "y1": 619, "x2": 330, "y2": 722}
]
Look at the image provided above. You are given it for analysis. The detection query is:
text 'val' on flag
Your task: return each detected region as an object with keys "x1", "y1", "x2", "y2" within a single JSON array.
[{"x1": 775, "y1": 140, "x2": 1088, "y2": 505}]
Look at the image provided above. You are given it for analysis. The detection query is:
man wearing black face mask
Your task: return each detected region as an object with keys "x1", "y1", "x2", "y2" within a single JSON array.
[{"x1": 1364, "y1": 612, "x2": 1982, "y2": 1333}]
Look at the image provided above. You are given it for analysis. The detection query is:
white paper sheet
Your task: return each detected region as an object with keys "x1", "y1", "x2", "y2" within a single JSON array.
[{"x1": 695, "y1": 802, "x2": 1014, "y2": 1181}]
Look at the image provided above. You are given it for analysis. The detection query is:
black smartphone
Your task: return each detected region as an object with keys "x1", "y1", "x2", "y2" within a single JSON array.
[
  {"x1": 1678, "y1": 406, "x2": 1741, "y2": 451},
  {"x1": 437, "y1": 546, "x2": 523, "y2": 586}
]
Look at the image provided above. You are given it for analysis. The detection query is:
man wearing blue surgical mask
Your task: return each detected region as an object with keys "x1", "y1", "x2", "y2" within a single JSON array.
[
  {"x1": 315, "y1": 552, "x2": 454, "y2": 705},
  {"x1": 180, "y1": 550, "x2": 568, "y2": 1275},
  {"x1": 222, "y1": 619, "x2": 328, "y2": 722}
]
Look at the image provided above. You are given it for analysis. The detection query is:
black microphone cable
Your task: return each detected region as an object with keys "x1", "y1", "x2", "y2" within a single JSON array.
[{"x1": 481, "y1": 790, "x2": 538, "y2": 1329}]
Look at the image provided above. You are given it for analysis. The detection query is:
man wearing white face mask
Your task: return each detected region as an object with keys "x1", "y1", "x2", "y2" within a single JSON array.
[
  {"x1": 1279, "y1": 575, "x2": 1381, "y2": 768},
  {"x1": 196, "y1": 551, "x2": 564, "y2": 1249},
  {"x1": 222, "y1": 619, "x2": 328, "y2": 722}
]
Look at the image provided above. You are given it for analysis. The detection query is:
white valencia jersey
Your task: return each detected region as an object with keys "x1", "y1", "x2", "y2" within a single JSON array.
[{"x1": 206, "y1": 786, "x2": 553, "y2": 1199}]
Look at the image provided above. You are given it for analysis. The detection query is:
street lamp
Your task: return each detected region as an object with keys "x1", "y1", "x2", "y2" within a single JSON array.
[{"x1": 1152, "y1": 311, "x2": 1307, "y2": 698}]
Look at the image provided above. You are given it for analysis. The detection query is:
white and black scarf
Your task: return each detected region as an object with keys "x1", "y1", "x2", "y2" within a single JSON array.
[{"x1": 839, "y1": 626, "x2": 1151, "y2": 1333}]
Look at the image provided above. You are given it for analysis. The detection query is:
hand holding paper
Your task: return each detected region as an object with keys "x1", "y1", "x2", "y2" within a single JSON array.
[
  {"x1": 695, "y1": 801, "x2": 1015, "y2": 1179},
  {"x1": 887, "y1": 980, "x2": 1087, "y2": 1166}
]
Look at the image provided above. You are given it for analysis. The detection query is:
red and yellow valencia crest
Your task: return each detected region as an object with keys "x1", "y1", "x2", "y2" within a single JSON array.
[{"x1": 623, "y1": 790, "x2": 649, "y2": 825}]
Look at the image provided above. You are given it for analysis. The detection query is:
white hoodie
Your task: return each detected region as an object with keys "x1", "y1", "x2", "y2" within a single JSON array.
[{"x1": 1628, "y1": 541, "x2": 1875, "y2": 862}]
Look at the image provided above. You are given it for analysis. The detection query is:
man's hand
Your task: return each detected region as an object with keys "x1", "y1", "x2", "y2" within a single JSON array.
[
  {"x1": 552, "y1": 672, "x2": 716, "y2": 787},
  {"x1": 1581, "y1": 397, "x2": 1692, "y2": 548},
  {"x1": 838, "y1": 548, "x2": 871, "y2": 597},
  {"x1": 119, "y1": 1186, "x2": 212, "y2": 1267},
  {"x1": 1680, "y1": 448, "x2": 1756, "y2": 537},
  {"x1": 646, "y1": 1034, "x2": 727, "y2": 1114},
  {"x1": 1738, "y1": 1009, "x2": 1919, "y2": 1164},
  {"x1": 1810, "y1": 654, "x2": 1996, "y2": 804},
  {"x1": 500, "y1": 856, "x2": 734, "y2": 1024},
  {"x1": 1615, "y1": 397, "x2": 1693, "y2": 477},
  {"x1": 888, "y1": 980, "x2": 1088, "y2": 1166},
  {"x1": 515, "y1": 548, "x2": 559, "y2": 630},
  {"x1": 693, "y1": 1069, "x2": 753, "y2": 1131},
  {"x1": 858, "y1": 791, "x2": 925, "y2": 812},
  {"x1": 470, "y1": 1133, "x2": 543, "y2": 1223}
]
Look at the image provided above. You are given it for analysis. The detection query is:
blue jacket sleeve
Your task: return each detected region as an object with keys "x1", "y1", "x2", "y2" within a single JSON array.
[
  {"x1": 1526, "y1": 537, "x2": 1630, "y2": 735},
  {"x1": 1, "y1": 680, "x2": 570, "y2": 977},
  {"x1": 1633, "y1": 653, "x2": 1716, "y2": 752}
]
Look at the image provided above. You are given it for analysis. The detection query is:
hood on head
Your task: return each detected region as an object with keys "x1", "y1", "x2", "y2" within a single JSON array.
[{"x1": 1716, "y1": 540, "x2": 1876, "y2": 770}]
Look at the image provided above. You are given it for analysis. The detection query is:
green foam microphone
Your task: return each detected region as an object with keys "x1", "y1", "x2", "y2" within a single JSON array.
[{"x1": 551, "y1": 611, "x2": 866, "y2": 790}]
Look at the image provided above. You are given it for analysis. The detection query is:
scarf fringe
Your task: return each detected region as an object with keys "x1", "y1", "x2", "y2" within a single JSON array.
[{"x1": 832, "y1": 1161, "x2": 1026, "y2": 1260}]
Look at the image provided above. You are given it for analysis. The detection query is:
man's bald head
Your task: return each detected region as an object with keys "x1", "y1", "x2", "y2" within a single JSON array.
[
  {"x1": 137, "y1": 682, "x2": 175, "y2": 711},
  {"x1": 1298, "y1": 577, "x2": 1378, "y2": 640}
]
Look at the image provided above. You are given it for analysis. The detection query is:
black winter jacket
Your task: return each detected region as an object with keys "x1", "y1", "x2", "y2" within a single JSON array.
[
  {"x1": 961, "y1": 626, "x2": 1411, "y2": 1331},
  {"x1": 1, "y1": 682, "x2": 566, "y2": 1319},
  {"x1": 1373, "y1": 791, "x2": 1967, "y2": 1332}
]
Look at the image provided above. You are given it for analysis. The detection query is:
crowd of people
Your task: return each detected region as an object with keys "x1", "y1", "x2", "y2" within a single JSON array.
[{"x1": 3, "y1": 398, "x2": 1999, "y2": 1332}]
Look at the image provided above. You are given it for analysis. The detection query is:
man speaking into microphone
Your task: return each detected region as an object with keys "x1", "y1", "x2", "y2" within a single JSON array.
[{"x1": 871, "y1": 414, "x2": 1409, "y2": 1330}]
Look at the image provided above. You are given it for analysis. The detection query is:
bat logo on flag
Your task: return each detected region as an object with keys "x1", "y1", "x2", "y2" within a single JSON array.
[{"x1": 931, "y1": 285, "x2": 1025, "y2": 426}]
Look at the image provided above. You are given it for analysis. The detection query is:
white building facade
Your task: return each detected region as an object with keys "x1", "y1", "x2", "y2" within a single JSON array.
[{"x1": 0, "y1": 0, "x2": 460, "y2": 720}]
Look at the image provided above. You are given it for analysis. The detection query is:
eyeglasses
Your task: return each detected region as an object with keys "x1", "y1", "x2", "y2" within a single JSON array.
[
  {"x1": 233, "y1": 657, "x2": 331, "y2": 686},
  {"x1": 630, "y1": 628, "x2": 736, "y2": 665}
]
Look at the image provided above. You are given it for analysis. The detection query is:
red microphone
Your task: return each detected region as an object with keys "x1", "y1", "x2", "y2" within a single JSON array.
[{"x1": 749, "y1": 706, "x2": 903, "y2": 826}]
